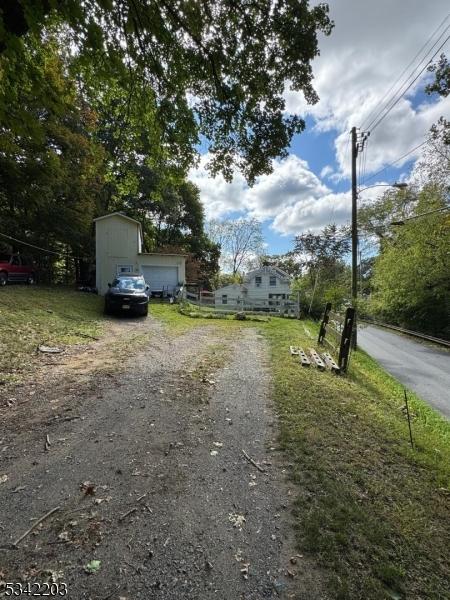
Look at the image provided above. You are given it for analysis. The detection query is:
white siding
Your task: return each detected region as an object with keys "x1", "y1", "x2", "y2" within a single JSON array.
[
  {"x1": 213, "y1": 284, "x2": 246, "y2": 306},
  {"x1": 95, "y1": 216, "x2": 141, "y2": 295},
  {"x1": 214, "y1": 267, "x2": 291, "y2": 307},
  {"x1": 244, "y1": 267, "x2": 291, "y2": 303},
  {"x1": 138, "y1": 254, "x2": 185, "y2": 289},
  {"x1": 95, "y1": 214, "x2": 186, "y2": 295}
]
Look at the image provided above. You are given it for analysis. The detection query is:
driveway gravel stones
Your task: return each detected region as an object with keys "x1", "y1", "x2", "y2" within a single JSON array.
[{"x1": 0, "y1": 317, "x2": 326, "y2": 599}]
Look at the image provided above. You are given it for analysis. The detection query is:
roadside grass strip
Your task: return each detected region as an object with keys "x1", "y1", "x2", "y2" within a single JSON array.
[{"x1": 265, "y1": 318, "x2": 449, "y2": 599}]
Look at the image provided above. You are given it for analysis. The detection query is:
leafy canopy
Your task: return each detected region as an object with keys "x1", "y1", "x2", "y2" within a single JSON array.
[
  {"x1": 0, "y1": 0, "x2": 333, "y2": 183},
  {"x1": 370, "y1": 185, "x2": 449, "y2": 337}
]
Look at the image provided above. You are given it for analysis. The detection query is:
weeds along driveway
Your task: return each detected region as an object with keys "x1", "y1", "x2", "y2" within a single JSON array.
[{"x1": 0, "y1": 317, "x2": 325, "y2": 600}]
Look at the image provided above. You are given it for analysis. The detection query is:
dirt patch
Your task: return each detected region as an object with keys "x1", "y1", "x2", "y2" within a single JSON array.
[
  {"x1": 0, "y1": 315, "x2": 153, "y2": 430},
  {"x1": 0, "y1": 319, "x2": 327, "y2": 599}
]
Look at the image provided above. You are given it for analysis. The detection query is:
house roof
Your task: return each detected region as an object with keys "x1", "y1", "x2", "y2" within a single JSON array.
[
  {"x1": 244, "y1": 265, "x2": 290, "y2": 281},
  {"x1": 139, "y1": 252, "x2": 188, "y2": 258},
  {"x1": 93, "y1": 212, "x2": 141, "y2": 227},
  {"x1": 214, "y1": 284, "x2": 248, "y2": 293}
]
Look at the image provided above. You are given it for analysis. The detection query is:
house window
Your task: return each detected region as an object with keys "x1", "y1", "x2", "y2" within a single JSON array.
[
  {"x1": 269, "y1": 275, "x2": 277, "y2": 286},
  {"x1": 222, "y1": 295, "x2": 228, "y2": 304},
  {"x1": 255, "y1": 276, "x2": 262, "y2": 287},
  {"x1": 117, "y1": 264, "x2": 133, "y2": 274}
]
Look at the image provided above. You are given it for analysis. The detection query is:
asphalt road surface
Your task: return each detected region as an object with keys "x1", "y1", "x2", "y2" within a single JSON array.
[{"x1": 358, "y1": 324, "x2": 450, "y2": 419}]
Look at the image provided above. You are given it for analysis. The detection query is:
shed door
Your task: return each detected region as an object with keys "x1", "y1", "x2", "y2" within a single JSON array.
[{"x1": 142, "y1": 265, "x2": 178, "y2": 292}]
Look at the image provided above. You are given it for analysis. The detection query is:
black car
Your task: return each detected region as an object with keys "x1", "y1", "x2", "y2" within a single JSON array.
[{"x1": 104, "y1": 274, "x2": 149, "y2": 316}]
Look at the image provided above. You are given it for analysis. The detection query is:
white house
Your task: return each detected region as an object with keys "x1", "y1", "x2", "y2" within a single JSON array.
[
  {"x1": 214, "y1": 266, "x2": 292, "y2": 310},
  {"x1": 94, "y1": 212, "x2": 186, "y2": 296}
]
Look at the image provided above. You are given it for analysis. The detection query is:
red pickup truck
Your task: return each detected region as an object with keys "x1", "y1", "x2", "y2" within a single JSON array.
[{"x1": 0, "y1": 254, "x2": 37, "y2": 286}]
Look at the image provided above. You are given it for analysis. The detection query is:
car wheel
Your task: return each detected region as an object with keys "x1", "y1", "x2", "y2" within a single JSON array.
[
  {"x1": 27, "y1": 274, "x2": 35, "y2": 285},
  {"x1": 0, "y1": 272, "x2": 7, "y2": 286},
  {"x1": 142, "y1": 306, "x2": 148, "y2": 317}
]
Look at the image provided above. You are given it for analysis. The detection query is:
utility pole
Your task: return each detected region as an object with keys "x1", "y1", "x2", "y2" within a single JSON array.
[
  {"x1": 350, "y1": 127, "x2": 370, "y2": 349},
  {"x1": 351, "y1": 126, "x2": 358, "y2": 348}
]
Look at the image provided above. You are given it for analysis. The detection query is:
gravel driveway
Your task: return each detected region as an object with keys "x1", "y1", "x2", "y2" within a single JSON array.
[{"x1": 0, "y1": 318, "x2": 325, "y2": 599}]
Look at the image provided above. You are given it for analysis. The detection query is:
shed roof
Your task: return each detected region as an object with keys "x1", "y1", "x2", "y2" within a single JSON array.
[
  {"x1": 139, "y1": 252, "x2": 188, "y2": 258},
  {"x1": 214, "y1": 284, "x2": 248, "y2": 293},
  {"x1": 93, "y1": 212, "x2": 142, "y2": 227}
]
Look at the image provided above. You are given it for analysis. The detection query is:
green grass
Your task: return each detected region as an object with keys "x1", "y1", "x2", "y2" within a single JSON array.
[
  {"x1": 151, "y1": 304, "x2": 450, "y2": 598},
  {"x1": 0, "y1": 286, "x2": 104, "y2": 383},
  {"x1": 264, "y1": 318, "x2": 450, "y2": 599},
  {"x1": 149, "y1": 300, "x2": 264, "y2": 333}
]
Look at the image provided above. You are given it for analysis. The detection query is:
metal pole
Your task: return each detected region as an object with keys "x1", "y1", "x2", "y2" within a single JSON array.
[
  {"x1": 404, "y1": 389, "x2": 414, "y2": 450},
  {"x1": 351, "y1": 126, "x2": 358, "y2": 348},
  {"x1": 308, "y1": 270, "x2": 319, "y2": 315}
]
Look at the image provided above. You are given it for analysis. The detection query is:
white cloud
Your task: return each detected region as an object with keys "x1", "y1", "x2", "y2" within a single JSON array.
[
  {"x1": 244, "y1": 155, "x2": 329, "y2": 219},
  {"x1": 286, "y1": 0, "x2": 450, "y2": 177},
  {"x1": 189, "y1": 154, "x2": 350, "y2": 235},
  {"x1": 320, "y1": 165, "x2": 334, "y2": 179},
  {"x1": 190, "y1": 1, "x2": 450, "y2": 250},
  {"x1": 271, "y1": 192, "x2": 351, "y2": 235},
  {"x1": 188, "y1": 154, "x2": 248, "y2": 219}
]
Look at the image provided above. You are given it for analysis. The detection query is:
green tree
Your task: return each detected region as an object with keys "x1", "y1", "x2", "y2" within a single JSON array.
[
  {"x1": 0, "y1": 33, "x2": 105, "y2": 279},
  {"x1": 260, "y1": 254, "x2": 302, "y2": 277},
  {"x1": 426, "y1": 53, "x2": 450, "y2": 97},
  {"x1": 370, "y1": 186, "x2": 450, "y2": 337},
  {"x1": 426, "y1": 53, "x2": 450, "y2": 146},
  {"x1": 0, "y1": 0, "x2": 333, "y2": 183},
  {"x1": 290, "y1": 224, "x2": 351, "y2": 316}
]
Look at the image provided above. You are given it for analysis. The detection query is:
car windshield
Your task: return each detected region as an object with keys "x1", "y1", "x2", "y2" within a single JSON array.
[
  {"x1": 0, "y1": 254, "x2": 11, "y2": 262},
  {"x1": 112, "y1": 277, "x2": 145, "y2": 290}
]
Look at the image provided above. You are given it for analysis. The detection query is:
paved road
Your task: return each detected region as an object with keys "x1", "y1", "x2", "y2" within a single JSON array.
[{"x1": 358, "y1": 324, "x2": 450, "y2": 418}]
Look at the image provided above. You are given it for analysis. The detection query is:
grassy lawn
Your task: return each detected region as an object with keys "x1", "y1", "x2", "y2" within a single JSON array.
[
  {"x1": 153, "y1": 304, "x2": 450, "y2": 599},
  {"x1": 0, "y1": 286, "x2": 104, "y2": 383}
]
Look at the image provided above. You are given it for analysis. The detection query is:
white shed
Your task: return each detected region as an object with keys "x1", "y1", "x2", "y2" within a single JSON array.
[{"x1": 94, "y1": 212, "x2": 186, "y2": 296}]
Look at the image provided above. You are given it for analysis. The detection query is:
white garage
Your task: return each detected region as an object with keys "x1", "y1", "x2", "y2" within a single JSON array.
[
  {"x1": 94, "y1": 213, "x2": 186, "y2": 296},
  {"x1": 141, "y1": 265, "x2": 179, "y2": 296}
]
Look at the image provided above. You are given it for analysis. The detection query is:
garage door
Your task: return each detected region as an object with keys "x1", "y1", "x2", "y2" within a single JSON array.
[{"x1": 141, "y1": 266, "x2": 179, "y2": 293}]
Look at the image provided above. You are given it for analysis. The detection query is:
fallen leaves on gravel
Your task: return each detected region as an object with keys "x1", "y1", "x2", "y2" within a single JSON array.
[
  {"x1": 84, "y1": 560, "x2": 101, "y2": 574},
  {"x1": 228, "y1": 513, "x2": 246, "y2": 529},
  {"x1": 80, "y1": 481, "x2": 96, "y2": 496},
  {"x1": 58, "y1": 531, "x2": 70, "y2": 542},
  {"x1": 38, "y1": 345, "x2": 64, "y2": 354},
  {"x1": 241, "y1": 563, "x2": 250, "y2": 579},
  {"x1": 0, "y1": 474, "x2": 8, "y2": 484}
]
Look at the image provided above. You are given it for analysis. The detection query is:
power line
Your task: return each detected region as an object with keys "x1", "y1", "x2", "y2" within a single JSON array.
[
  {"x1": 358, "y1": 16, "x2": 449, "y2": 189},
  {"x1": 361, "y1": 139, "x2": 428, "y2": 186},
  {"x1": 361, "y1": 135, "x2": 369, "y2": 185},
  {"x1": 0, "y1": 232, "x2": 91, "y2": 260},
  {"x1": 367, "y1": 29, "x2": 450, "y2": 134},
  {"x1": 361, "y1": 12, "x2": 450, "y2": 130}
]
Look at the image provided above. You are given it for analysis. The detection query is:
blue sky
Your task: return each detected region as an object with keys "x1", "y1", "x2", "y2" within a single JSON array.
[{"x1": 189, "y1": 0, "x2": 450, "y2": 256}]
